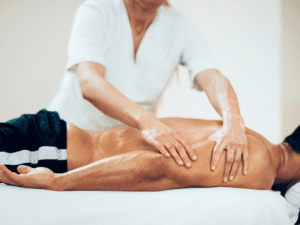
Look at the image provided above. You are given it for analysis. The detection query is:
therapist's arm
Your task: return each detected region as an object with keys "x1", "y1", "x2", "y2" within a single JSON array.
[
  {"x1": 78, "y1": 62, "x2": 147, "y2": 128},
  {"x1": 77, "y1": 62, "x2": 197, "y2": 167},
  {"x1": 194, "y1": 69, "x2": 249, "y2": 182}
]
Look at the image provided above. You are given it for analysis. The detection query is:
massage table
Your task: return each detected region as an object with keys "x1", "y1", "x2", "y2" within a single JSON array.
[{"x1": 0, "y1": 183, "x2": 298, "y2": 225}]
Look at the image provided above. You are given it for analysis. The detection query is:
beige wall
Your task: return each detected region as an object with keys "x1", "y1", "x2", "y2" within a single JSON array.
[
  {"x1": 282, "y1": 0, "x2": 300, "y2": 138},
  {"x1": 0, "y1": 0, "x2": 84, "y2": 120}
]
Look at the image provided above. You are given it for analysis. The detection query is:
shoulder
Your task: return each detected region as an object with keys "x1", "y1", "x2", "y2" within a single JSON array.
[
  {"x1": 159, "y1": 6, "x2": 198, "y2": 31},
  {"x1": 76, "y1": 0, "x2": 121, "y2": 18},
  {"x1": 246, "y1": 127, "x2": 274, "y2": 152},
  {"x1": 160, "y1": 7, "x2": 207, "y2": 47},
  {"x1": 74, "y1": 0, "x2": 122, "y2": 30},
  {"x1": 247, "y1": 134, "x2": 272, "y2": 165},
  {"x1": 79, "y1": 0, "x2": 121, "y2": 10},
  {"x1": 244, "y1": 134, "x2": 276, "y2": 188}
]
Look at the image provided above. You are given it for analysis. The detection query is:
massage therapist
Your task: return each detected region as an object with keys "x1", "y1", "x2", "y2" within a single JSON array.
[{"x1": 48, "y1": 0, "x2": 248, "y2": 182}]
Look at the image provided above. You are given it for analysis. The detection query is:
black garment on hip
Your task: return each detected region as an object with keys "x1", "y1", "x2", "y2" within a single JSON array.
[{"x1": 0, "y1": 109, "x2": 67, "y2": 173}]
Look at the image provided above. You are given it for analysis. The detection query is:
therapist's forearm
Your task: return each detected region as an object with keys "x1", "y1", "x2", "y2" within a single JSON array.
[
  {"x1": 195, "y1": 70, "x2": 243, "y2": 123},
  {"x1": 77, "y1": 63, "x2": 153, "y2": 129}
]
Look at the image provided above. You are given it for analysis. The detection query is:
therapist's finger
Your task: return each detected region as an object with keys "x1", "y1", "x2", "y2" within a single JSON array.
[
  {"x1": 171, "y1": 132, "x2": 197, "y2": 161},
  {"x1": 228, "y1": 144, "x2": 243, "y2": 181},
  {"x1": 157, "y1": 136, "x2": 183, "y2": 166},
  {"x1": 223, "y1": 142, "x2": 237, "y2": 182},
  {"x1": 242, "y1": 145, "x2": 249, "y2": 175},
  {"x1": 152, "y1": 140, "x2": 170, "y2": 158},
  {"x1": 167, "y1": 135, "x2": 191, "y2": 168},
  {"x1": 211, "y1": 141, "x2": 227, "y2": 171}
]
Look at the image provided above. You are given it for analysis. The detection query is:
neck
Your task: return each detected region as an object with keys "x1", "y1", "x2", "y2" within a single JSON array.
[{"x1": 124, "y1": 0, "x2": 159, "y2": 32}]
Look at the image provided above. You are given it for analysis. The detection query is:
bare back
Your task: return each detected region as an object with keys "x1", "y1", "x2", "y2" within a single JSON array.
[{"x1": 67, "y1": 118, "x2": 277, "y2": 190}]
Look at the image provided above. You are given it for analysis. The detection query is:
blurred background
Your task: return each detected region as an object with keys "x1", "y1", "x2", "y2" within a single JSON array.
[{"x1": 0, "y1": 0, "x2": 299, "y2": 144}]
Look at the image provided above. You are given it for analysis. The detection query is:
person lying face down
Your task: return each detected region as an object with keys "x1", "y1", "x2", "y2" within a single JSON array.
[{"x1": 0, "y1": 109, "x2": 299, "y2": 193}]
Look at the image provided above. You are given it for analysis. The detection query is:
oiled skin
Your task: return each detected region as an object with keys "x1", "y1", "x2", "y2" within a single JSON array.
[{"x1": 66, "y1": 118, "x2": 282, "y2": 190}]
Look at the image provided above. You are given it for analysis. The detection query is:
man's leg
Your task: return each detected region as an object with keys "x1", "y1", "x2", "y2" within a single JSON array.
[{"x1": 0, "y1": 109, "x2": 68, "y2": 173}]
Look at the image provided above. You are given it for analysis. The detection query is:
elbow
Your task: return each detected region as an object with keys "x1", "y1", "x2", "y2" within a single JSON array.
[
  {"x1": 79, "y1": 78, "x2": 90, "y2": 101},
  {"x1": 207, "y1": 73, "x2": 230, "y2": 92},
  {"x1": 196, "y1": 70, "x2": 228, "y2": 92},
  {"x1": 77, "y1": 62, "x2": 106, "y2": 101},
  {"x1": 212, "y1": 73, "x2": 229, "y2": 86},
  {"x1": 78, "y1": 74, "x2": 98, "y2": 101},
  {"x1": 223, "y1": 76, "x2": 231, "y2": 86}
]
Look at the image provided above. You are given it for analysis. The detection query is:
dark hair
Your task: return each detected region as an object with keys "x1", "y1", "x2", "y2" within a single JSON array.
[{"x1": 284, "y1": 125, "x2": 300, "y2": 153}]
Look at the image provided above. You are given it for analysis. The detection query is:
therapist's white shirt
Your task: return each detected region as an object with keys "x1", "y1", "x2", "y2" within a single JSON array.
[{"x1": 48, "y1": 0, "x2": 220, "y2": 130}]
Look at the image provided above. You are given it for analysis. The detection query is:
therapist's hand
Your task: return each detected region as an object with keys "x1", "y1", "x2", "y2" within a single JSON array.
[
  {"x1": 209, "y1": 116, "x2": 248, "y2": 182},
  {"x1": 138, "y1": 115, "x2": 197, "y2": 168}
]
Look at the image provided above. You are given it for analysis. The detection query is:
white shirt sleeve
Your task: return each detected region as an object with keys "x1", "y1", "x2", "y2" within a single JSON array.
[
  {"x1": 180, "y1": 20, "x2": 220, "y2": 90},
  {"x1": 66, "y1": 2, "x2": 107, "y2": 71}
]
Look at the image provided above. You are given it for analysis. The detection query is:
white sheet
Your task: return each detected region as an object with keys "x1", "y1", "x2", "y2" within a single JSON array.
[{"x1": 0, "y1": 184, "x2": 296, "y2": 225}]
